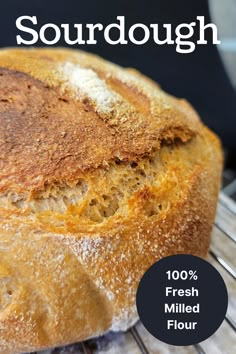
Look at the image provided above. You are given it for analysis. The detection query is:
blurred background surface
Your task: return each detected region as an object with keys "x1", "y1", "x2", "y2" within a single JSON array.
[{"x1": 210, "y1": 0, "x2": 236, "y2": 89}]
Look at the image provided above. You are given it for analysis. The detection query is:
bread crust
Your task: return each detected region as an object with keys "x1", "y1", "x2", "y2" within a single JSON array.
[
  {"x1": 0, "y1": 48, "x2": 222, "y2": 354},
  {"x1": 0, "y1": 48, "x2": 200, "y2": 195}
]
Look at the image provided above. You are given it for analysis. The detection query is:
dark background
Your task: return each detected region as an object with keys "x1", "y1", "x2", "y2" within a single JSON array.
[{"x1": 0, "y1": 0, "x2": 235, "y2": 166}]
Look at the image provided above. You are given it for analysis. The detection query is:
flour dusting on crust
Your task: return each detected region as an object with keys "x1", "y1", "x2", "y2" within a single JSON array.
[
  {"x1": 59, "y1": 62, "x2": 120, "y2": 114},
  {"x1": 110, "y1": 308, "x2": 138, "y2": 332}
]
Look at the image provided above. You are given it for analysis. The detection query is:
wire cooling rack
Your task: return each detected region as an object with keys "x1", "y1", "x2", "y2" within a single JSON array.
[{"x1": 35, "y1": 170, "x2": 236, "y2": 354}]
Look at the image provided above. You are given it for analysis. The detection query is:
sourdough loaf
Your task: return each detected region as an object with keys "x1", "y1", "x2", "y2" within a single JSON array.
[{"x1": 0, "y1": 48, "x2": 222, "y2": 353}]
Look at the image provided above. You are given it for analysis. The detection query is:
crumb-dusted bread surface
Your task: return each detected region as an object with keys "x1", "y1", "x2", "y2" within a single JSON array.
[{"x1": 0, "y1": 48, "x2": 222, "y2": 354}]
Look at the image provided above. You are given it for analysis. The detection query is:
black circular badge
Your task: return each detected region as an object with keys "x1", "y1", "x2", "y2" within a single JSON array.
[{"x1": 136, "y1": 254, "x2": 228, "y2": 346}]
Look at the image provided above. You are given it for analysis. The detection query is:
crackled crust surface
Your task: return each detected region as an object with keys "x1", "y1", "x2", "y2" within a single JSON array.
[
  {"x1": 0, "y1": 48, "x2": 222, "y2": 354},
  {"x1": 0, "y1": 48, "x2": 200, "y2": 194}
]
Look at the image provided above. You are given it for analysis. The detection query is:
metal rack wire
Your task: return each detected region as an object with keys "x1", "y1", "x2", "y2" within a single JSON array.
[{"x1": 38, "y1": 171, "x2": 236, "y2": 354}]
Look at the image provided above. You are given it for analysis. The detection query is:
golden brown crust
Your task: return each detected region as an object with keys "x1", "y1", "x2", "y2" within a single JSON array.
[
  {"x1": 0, "y1": 48, "x2": 223, "y2": 354},
  {"x1": 0, "y1": 48, "x2": 200, "y2": 195}
]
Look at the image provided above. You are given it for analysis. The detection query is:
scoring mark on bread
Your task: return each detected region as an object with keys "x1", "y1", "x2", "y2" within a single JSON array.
[{"x1": 1, "y1": 143, "x2": 190, "y2": 231}]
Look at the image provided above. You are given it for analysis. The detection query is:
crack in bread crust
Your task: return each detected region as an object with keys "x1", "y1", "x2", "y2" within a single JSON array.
[{"x1": 0, "y1": 133, "x2": 220, "y2": 229}]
